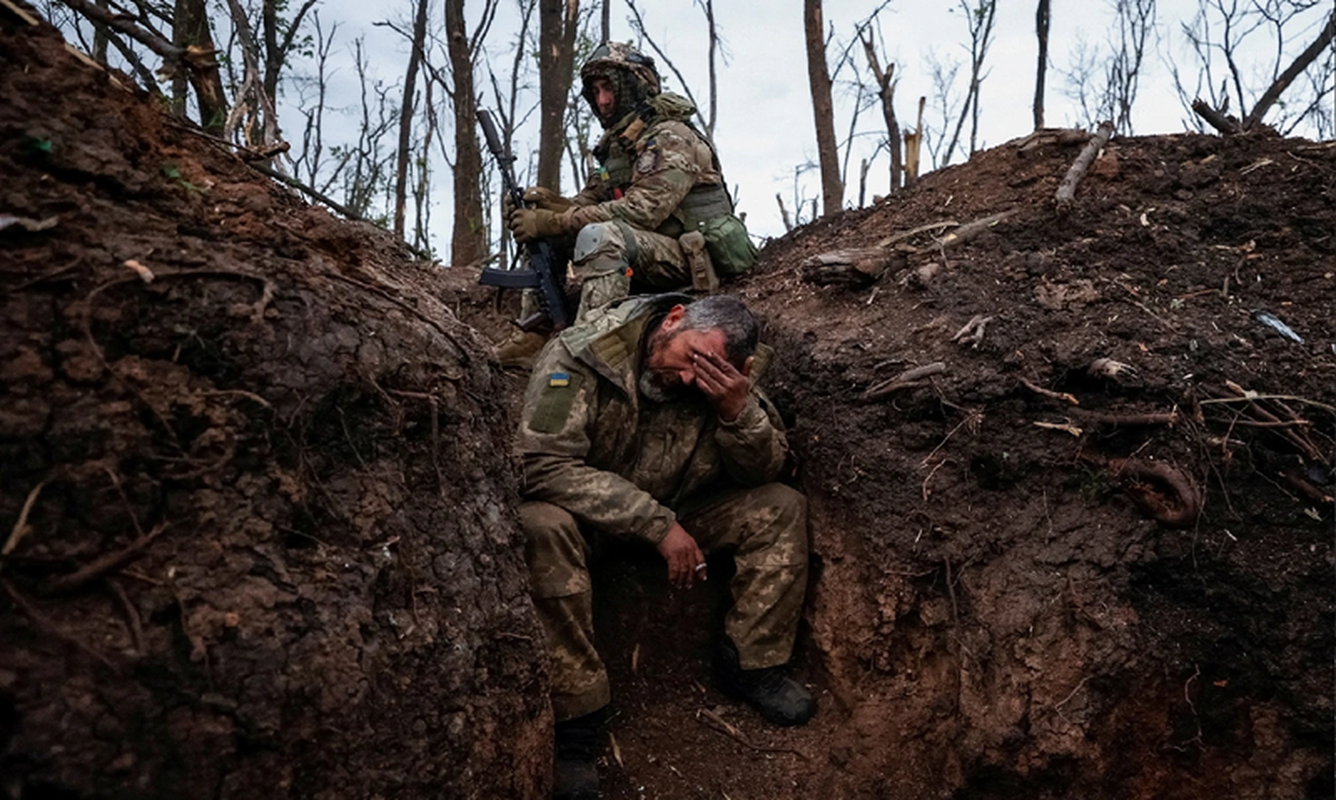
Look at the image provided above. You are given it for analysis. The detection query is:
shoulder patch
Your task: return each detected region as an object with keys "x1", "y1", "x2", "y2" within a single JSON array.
[
  {"x1": 636, "y1": 148, "x2": 659, "y2": 174},
  {"x1": 529, "y1": 372, "x2": 585, "y2": 434}
]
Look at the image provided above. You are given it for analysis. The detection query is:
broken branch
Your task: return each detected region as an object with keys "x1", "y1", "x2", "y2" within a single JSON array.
[
  {"x1": 951, "y1": 315, "x2": 994, "y2": 348},
  {"x1": 3, "y1": 478, "x2": 50, "y2": 559},
  {"x1": 1055, "y1": 120, "x2": 1115, "y2": 211},
  {"x1": 864, "y1": 362, "x2": 947, "y2": 400},
  {"x1": 1021, "y1": 377, "x2": 1079, "y2": 405},
  {"x1": 696, "y1": 708, "x2": 808, "y2": 760},
  {"x1": 42, "y1": 522, "x2": 171, "y2": 595}
]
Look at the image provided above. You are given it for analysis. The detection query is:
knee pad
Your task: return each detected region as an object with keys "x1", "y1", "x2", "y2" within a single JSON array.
[{"x1": 572, "y1": 221, "x2": 640, "y2": 279}]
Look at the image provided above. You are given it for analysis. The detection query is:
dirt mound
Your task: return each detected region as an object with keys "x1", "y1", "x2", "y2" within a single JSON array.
[
  {"x1": 4, "y1": 8, "x2": 1334, "y2": 800},
  {"x1": 441, "y1": 128, "x2": 1335, "y2": 798},
  {"x1": 1, "y1": 19, "x2": 548, "y2": 799},
  {"x1": 735, "y1": 130, "x2": 1335, "y2": 797}
]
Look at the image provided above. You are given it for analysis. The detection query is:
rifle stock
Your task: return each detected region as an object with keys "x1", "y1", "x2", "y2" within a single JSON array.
[{"x1": 477, "y1": 109, "x2": 571, "y2": 331}]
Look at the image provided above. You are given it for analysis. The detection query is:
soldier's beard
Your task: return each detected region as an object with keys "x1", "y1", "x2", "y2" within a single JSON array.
[
  {"x1": 639, "y1": 329, "x2": 689, "y2": 403},
  {"x1": 638, "y1": 368, "x2": 685, "y2": 403}
]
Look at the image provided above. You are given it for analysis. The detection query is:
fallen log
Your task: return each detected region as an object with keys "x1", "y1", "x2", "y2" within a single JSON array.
[
  {"x1": 1055, "y1": 120, "x2": 1115, "y2": 212},
  {"x1": 1190, "y1": 99, "x2": 1242, "y2": 134}
]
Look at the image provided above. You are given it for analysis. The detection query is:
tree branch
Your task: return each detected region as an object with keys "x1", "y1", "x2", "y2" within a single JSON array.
[{"x1": 1242, "y1": 9, "x2": 1336, "y2": 130}]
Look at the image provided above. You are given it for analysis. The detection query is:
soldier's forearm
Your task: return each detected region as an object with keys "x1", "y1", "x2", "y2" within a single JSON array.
[{"x1": 522, "y1": 455, "x2": 676, "y2": 543}]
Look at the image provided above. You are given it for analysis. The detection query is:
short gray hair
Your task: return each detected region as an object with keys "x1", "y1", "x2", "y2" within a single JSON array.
[{"x1": 679, "y1": 295, "x2": 758, "y2": 366}]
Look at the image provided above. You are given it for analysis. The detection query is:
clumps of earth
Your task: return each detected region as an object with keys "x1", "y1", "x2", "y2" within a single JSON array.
[{"x1": 3, "y1": 12, "x2": 1333, "y2": 800}]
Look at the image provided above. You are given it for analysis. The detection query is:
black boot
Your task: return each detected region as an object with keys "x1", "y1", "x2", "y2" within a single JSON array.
[
  {"x1": 554, "y1": 709, "x2": 603, "y2": 799},
  {"x1": 715, "y1": 638, "x2": 816, "y2": 726}
]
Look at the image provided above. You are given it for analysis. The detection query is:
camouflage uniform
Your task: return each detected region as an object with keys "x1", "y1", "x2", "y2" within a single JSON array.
[
  {"x1": 554, "y1": 44, "x2": 735, "y2": 320},
  {"x1": 517, "y1": 294, "x2": 809, "y2": 721}
]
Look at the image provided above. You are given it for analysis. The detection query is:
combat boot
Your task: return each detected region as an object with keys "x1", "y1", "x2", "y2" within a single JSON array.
[
  {"x1": 716, "y1": 637, "x2": 816, "y2": 727},
  {"x1": 553, "y1": 710, "x2": 603, "y2": 799},
  {"x1": 494, "y1": 329, "x2": 548, "y2": 369}
]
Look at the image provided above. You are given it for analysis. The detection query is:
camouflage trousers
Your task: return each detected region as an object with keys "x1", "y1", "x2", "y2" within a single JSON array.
[
  {"x1": 521, "y1": 483, "x2": 809, "y2": 722},
  {"x1": 569, "y1": 220, "x2": 692, "y2": 322}
]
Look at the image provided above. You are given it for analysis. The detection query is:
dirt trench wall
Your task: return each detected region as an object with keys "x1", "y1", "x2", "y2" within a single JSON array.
[
  {"x1": 745, "y1": 130, "x2": 1335, "y2": 798},
  {"x1": 1, "y1": 20, "x2": 549, "y2": 799}
]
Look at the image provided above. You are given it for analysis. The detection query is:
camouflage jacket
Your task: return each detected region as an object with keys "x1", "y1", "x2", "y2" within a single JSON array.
[
  {"x1": 560, "y1": 94, "x2": 724, "y2": 239},
  {"x1": 517, "y1": 294, "x2": 789, "y2": 545}
]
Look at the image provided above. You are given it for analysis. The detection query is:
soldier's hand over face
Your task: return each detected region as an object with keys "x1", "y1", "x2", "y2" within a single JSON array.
[
  {"x1": 657, "y1": 522, "x2": 706, "y2": 588},
  {"x1": 508, "y1": 208, "x2": 564, "y2": 243},
  {"x1": 691, "y1": 349, "x2": 755, "y2": 423}
]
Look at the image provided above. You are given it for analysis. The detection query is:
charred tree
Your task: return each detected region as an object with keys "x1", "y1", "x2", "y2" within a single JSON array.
[
  {"x1": 804, "y1": 0, "x2": 843, "y2": 216},
  {"x1": 536, "y1": 0, "x2": 578, "y2": 192},
  {"x1": 444, "y1": 0, "x2": 495, "y2": 266},
  {"x1": 1241, "y1": 9, "x2": 1336, "y2": 131},
  {"x1": 859, "y1": 25, "x2": 901, "y2": 193},
  {"x1": 1034, "y1": 0, "x2": 1050, "y2": 130},
  {"x1": 394, "y1": 0, "x2": 431, "y2": 239}
]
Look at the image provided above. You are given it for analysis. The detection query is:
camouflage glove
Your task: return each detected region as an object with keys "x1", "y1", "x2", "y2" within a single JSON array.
[
  {"x1": 508, "y1": 207, "x2": 565, "y2": 243},
  {"x1": 522, "y1": 186, "x2": 574, "y2": 213}
]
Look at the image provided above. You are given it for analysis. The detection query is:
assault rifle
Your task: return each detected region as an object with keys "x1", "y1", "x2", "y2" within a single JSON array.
[{"x1": 477, "y1": 109, "x2": 571, "y2": 331}]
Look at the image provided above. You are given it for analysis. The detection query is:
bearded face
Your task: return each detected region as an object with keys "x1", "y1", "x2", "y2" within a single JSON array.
[
  {"x1": 637, "y1": 316, "x2": 732, "y2": 404},
  {"x1": 638, "y1": 329, "x2": 690, "y2": 403}
]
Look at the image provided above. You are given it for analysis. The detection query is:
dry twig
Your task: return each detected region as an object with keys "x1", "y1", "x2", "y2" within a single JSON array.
[
  {"x1": 695, "y1": 708, "x2": 808, "y2": 760},
  {"x1": 3, "y1": 479, "x2": 50, "y2": 558},
  {"x1": 864, "y1": 362, "x2": 947, "y2": 400},
  {"x1": 951, "y1": 315, "x2": 994, "y2": 348},
  {"x1": 42, "y1": 522, "x2": 171, "y2": 595},
  {"x1": 3, "y1": 579, "x2": 117, "y2": 670},
  {"x1": 1021, "y1": 377, "x2": 1079, "y2": 406}
]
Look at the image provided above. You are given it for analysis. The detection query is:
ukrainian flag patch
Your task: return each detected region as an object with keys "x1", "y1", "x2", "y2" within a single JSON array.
[{"x1": 548, "y1": 372, "x2": 571, "y2": 387}]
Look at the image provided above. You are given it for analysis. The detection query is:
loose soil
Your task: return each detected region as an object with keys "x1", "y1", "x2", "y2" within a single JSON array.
[
  {"x1": 4, "y1": 10, "x2": 1335, "y2": 800},
  {"x1": 2, "y1": 16, "x2": 548, "y2": 799}
]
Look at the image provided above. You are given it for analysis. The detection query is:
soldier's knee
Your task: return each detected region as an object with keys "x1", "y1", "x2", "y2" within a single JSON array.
[
  {"x1": 757, "y1": 483, "x2": 807, "y2": 527},
  {"x1": 520, "y1": 500, "x2": 579, "y2": 545},
  {"x1": 573, "y1": 221, "x2": 643, "y2": 282},
  {"x1": 749, "y1": 483, "x2": 808, "y2": 559},
  {"x1": 520, "y1": 501, "x2": 590, "y2": 599}
]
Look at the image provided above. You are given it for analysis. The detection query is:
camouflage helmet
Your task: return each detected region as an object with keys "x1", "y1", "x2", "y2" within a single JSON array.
[{"x1": 580, "y1": 41, "x2": 660, "y2": 126}]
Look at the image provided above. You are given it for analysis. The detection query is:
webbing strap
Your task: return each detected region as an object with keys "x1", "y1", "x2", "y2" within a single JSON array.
[{"x1": 612, "y1": 219, "x2": 642, "y2": 269}]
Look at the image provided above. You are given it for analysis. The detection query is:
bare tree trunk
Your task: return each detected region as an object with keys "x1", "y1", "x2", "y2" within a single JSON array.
[
  {"x1": 703, "y1": 0, "x2": 718, "y2": 136},
  {"x1": 860, "y1": 27, "x2": 901, "y2": 192},
  {"x1": 394, "y1": 0, "x2": 430, "y2": 238},
  {"x1": 944, "y1": 0, "x2": 996, "y2": 161},
  {"x1": 176, "y1": 0, "x2": 228, "y2": 132},
  {"x1": 1242, "y1": 9, "x2": 1336, "y2": 130},
  {"x1": 1033, "y1": 0, "x2": 1050, "y2": 130},
  {"x1": 91, "y1": 0, "x2": 109, "y2": 62},
  {"x1": 903, "y1": 96, "x2": 924, "y2": 188},
  {"x1": 259, "y1": 0, "x2": 317, "y2": 133},
  {"x1": 804, "y1": 0, "x2": 843, "y2": 216},
  {"x1": 446, "y1": 0, "x2": 486, "y2": 266},
  {"x1": 537, "y1": 0, "x2": 578, "y2": 191},
  {"x1": 776, "y1": 193, "x2": 793, "y2": 232}
]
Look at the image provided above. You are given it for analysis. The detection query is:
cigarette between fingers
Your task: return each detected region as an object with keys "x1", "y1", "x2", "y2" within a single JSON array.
[{"x1": 694, "y1": 563, "x2": 707, "y2": 572}]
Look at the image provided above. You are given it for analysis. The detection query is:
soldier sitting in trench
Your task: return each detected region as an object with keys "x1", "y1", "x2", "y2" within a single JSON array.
[
  {"x1": 499, "y1": 41, "x2": 755, "y2": 368},
  {"x1": 516, "y1": 292, "x2": 814, "y2": 798}
]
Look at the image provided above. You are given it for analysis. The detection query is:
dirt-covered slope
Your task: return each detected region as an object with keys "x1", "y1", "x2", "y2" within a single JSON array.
[
  {"x1": 2, "y1": 5, "x2": 1333, "y2": 800},
  {"x1": 736, "y1": 129, "x2": 1335, "y2": 798},
  {"x1": 1, "y1": 16, "x2": 549, "y2": 799}
]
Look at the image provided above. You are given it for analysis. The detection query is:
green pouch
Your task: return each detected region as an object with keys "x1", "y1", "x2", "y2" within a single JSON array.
[{"x1": 698, "y1": 214, "x2": 757, "y2": 277}]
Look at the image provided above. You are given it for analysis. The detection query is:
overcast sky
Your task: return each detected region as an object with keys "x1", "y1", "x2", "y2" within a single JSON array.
[
  {"x1": 399, "y1": 0, "x2": 1324, "y2": 245},
  {"x1": 71, "y1": 0, "x2": 1331, "y2": 253}
]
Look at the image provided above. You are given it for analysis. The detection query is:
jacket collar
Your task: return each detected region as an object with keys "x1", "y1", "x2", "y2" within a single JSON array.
[{"x1": 558, "y1": 293, "x2": 693, "y2": 395}]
